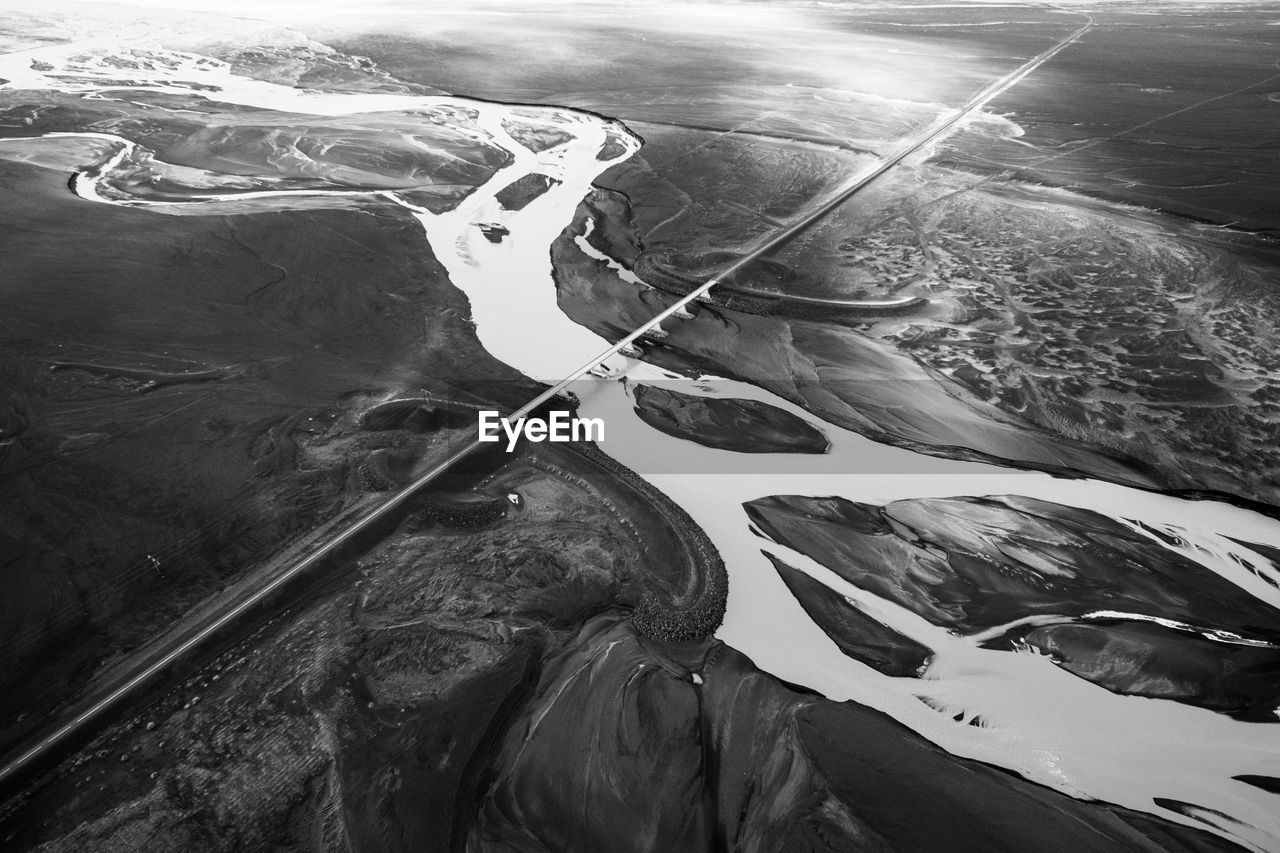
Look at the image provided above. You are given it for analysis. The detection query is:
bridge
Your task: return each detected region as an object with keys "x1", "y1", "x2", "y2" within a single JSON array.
[{"x1": 0, "y1": 15, "x2": 1094, "y2": 789}]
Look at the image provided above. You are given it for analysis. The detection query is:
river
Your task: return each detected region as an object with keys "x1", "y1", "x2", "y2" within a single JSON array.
[{"x1": 2, "y1": 39, "x2": 1280, "y2": 850}]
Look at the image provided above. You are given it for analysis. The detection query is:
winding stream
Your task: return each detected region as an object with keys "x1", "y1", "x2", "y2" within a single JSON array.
[{"x1": 3, "y1": 39, "x2": 1280, "y2": 850}]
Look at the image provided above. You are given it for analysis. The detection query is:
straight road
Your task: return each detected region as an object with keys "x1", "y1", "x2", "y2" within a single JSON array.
[{"x1": 0, "y1": 15, "x2": 1094, "y2": 788}]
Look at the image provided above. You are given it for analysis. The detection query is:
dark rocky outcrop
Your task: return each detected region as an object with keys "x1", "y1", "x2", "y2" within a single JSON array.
[{"x1": 417, "y1": 492, "x2": 509, "y2": 529}]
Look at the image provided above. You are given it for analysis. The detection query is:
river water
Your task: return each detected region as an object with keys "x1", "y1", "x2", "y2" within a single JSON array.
[{"x1": 2, "y1": 39, "x2": 1280, "y2": 850}]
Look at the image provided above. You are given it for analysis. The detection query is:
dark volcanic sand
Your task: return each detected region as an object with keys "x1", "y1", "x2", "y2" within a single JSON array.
[
  {"x1": 0, "y1": 155, "x2": 536, "y2": 752},
  {"x1": 342, "y1": 7, "x2": 1280, "y2": 511},
  {"x1": 745, "y1": 494, "x2": 1280, "y2": 638},
  {"x1": 339, "y1": 6, "x2": 1280, "y2": 233},
  {"x1": 747, "y1": 492, "x2": 1280, "y2": 717},
  {"x1": 469, "y1": 617, "x2": 1242, "y2": 853},
  {"x1": 766, "y1": 552, "x2": 932, "y2": 677},
  {"x1": 997, "y1": 619, "x2": 1280, "y2": 721},
  {"x1": 563, "y1": 156, "x2": 1280, "y2": 509},
  {"x1": 0, "y1": 437, "x2": 712, "y2": 850},
  {"x1": 552, "y1": 194, "x2": 1162, "y2": 489},
  {"x1": 630, "y1": 383, "x2": 828, "y2": 454}
]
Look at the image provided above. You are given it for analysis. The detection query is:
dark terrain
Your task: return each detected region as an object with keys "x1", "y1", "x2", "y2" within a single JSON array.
[
  {"x1": 748, "y1": 493, "x2": 1280, "y2": 719},
  {"x1": 2, "y1": 2, "x2": 1280, "y2": 850},
  {"x1": 0, "y1": 151, "x2": 535, "y2": 753},
  {"x1": 630, "y1": 383, "x2": 828, "y2": 455},
  {"x1": 340, "y1": 6, "x2": 1280, "y2": 509}
]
